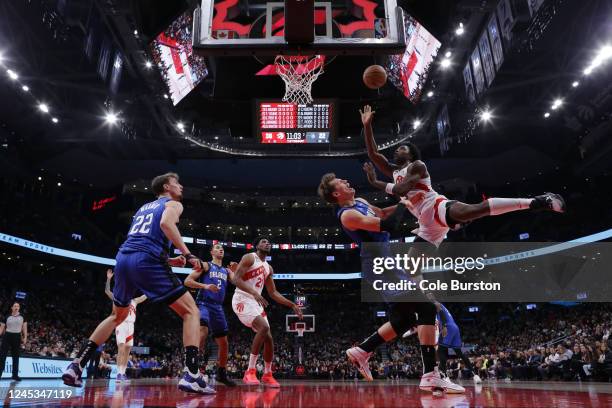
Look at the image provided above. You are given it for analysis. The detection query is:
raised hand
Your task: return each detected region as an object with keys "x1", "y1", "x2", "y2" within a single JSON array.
[
  {"x1": 106, "y1": 269, "x2": 114, "y2": 280},
  {"x1": 363, "y1": 162, "x2": 378, "y2": 185},
  {"x1": 359, "y1": 105, "x2": 375, "y2": 127}
]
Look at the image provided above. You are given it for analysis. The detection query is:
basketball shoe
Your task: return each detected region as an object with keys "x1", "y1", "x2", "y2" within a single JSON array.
[
  {"x1": 261, "y1": 372, "x2": 280, "y2": 388},
  {"x1": 243, "y1": 368, "x2": 260, "y2": 385},
  {"x1": 178, "y1": 370, "x2": 216, "y2": 394},
  {"x1": 419, "y1": 368, "x2": 465, "y2": 394},
  {"x1": 62, "y1": 362, "x2": 83, "y2": 387},
  {"x1": 346, "y1": 347, "x2": 373, "y2": 381},
  {"x1": 530, "y1": 193, "x2": 565, "y2": 213}
]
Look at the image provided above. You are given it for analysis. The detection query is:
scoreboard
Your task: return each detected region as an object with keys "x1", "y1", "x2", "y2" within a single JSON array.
[{"x1": 256, "y1": 100, "x2": 335, "y2": 144}]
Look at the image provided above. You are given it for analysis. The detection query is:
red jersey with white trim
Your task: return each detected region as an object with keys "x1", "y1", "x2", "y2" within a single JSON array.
[
  {"x1": 235, "y1": 253, "x2": 271, "y2": 298},
  {"x1": 392, "y1": 166, "x2": 444, "y2": 219}
]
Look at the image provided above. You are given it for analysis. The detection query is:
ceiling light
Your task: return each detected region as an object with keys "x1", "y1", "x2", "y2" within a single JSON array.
[
  {"x1": 445, "y1": 51, "x2": 452, "y2": 58},
  {"x1": 412, "y1": 119, "x2": 421, "y2": 130},
  {"x1": 38, "y1": 103, "x2": 50, "y2": 113},
  {"x1": 177, "y1": 122, "x2": 185, "y2": 132},
  {"x1": 572, "y1": 81, "x2": 579, "y2": 88},
  {"x1": 163, "y1": 94, "x2": 169, "y2": 99},
  {"x1": 551, "y1": 99, "x2": 563, "y2": 110},
  {"x1": 440, "y1": 58, "x2": 451, "y2": 68},
  {"x1": 133, "y1": 30, "x2": 138, "y2": 36},
  {"x1": 6, "y1": 69, "x2": 18, "y2": 80},
  {"x1": 145, "y1": 61, "x2": 152, "y2": 69},
  {"x1": 427, "y1": 91, "x2": 434, "y2": 98},
  {"x1": 480, "y1": 110, "x2": 492, "y2": 121},
  {"x1": 544, "y1": 112, "x2": 550, "y2": 118},
  {"x1": 455, "y1": 23, "x2": 464, "y2": 36},
  {"x1": 22, "y1": 85, "x2": 29, "y2": 92},
  {"x1": 57, "y1": 182, "x2": 62, "y2": 187},
  {"x1": 105, "y1": 112, "x2": 119, "y2": 124},
  {"x1": 51, "y1": 117, "x2": 59, "y2": 123}
]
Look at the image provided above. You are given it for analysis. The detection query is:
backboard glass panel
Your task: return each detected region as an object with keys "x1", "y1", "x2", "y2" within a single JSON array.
[{"x1": 193, "y1": 0, "x2": 405, "y2": 56}]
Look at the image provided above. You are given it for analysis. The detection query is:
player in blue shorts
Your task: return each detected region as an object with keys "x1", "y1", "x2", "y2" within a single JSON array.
[
  {"x1": 62, "y1": 172, "x2": 215, "y2": 394},
  {"x1": 184, "y1": 243, "x2": 237, "y2": 386},
  {"x1": 436, "y1": 302, "x2": 482, "y2": 384}
]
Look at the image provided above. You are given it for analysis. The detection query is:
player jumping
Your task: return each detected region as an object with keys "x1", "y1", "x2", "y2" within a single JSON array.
[
  {"x1": 62, "y1": 172, "x2": 215, "y2": 394},
  {"x1": 184, "y1": 244, "x2": 237, "y2": 386},
  {"x1": 231, "y1": 237, "x2": 303, "y2": 388},
  {"x1": 103, "y1": 268, "x2": 147, "y2": 382},
  {"x1": 360, "y1": 104, "x2": 565, "y2": 247},
  {"x1": 317, "y1": 174, "x2": 465, "y2": 393}
]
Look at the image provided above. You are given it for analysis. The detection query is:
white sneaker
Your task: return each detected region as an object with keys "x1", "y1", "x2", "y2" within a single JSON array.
[
  {"x1": 346, "y1": 347, "x2": 373, "y2": 381},
  {"x1": 419, "y1": 369, "x2": 466, "y2": 394},
  {"x1": 473, "y1": 374, "x2": 482, "y2": 384},
  {"x1": 178, "y1": 370, "x2": 216, "y2": 395}
]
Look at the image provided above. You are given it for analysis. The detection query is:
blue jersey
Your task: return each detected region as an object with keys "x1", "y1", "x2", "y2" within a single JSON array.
[
  {"x1": 336, "y1": 199, "x2": 390, "y2": 247},
  {"x1": 120, "y1": 197, "x2": 172, "y2": 258},
  {"x1": 437, "y1": 304, "x2": 457, "y2": 327},
  {"x1": 196, "y1": 262, "x2": 228, "y2": 305}
]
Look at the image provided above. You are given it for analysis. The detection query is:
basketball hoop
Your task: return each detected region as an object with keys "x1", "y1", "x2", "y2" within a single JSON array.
[
  {"x1": 274, "y1": 55, "x2": 325, "y2": 105},
  {"x1": 295, "y1": 322, "x2": 306, "y2": 337}
]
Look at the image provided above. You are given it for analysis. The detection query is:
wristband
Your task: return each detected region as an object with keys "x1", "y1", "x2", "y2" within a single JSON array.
[{"x1": 385, "y1": 183, "x2": 395, "y2": 195}]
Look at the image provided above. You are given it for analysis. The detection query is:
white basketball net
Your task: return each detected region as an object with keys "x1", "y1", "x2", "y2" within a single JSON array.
[{"x1": 274, "y1": 55, "x2": 325, "y2": 105}]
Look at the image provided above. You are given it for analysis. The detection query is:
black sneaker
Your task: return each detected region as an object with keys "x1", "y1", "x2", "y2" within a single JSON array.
[
  {"x1": 216, "y1": 367, "x2": 237, "y2": 387},
  {"x1": 530, "y1": 193, "x2": 565, "y2": 213}
]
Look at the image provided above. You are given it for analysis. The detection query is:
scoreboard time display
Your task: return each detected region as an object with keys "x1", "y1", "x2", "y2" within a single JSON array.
[{"x1": 256, "y1": 100, "x2": 335, "y2": 144}]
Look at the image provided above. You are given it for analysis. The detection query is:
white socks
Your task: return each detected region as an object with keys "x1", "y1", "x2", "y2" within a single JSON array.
[
  {"x1": 487, "y1": 198, "x2": 532, "y2": 216},
  {"x1": 264, "y1": 361, "x2": 272, "y2": 374},
  {"x1": 248, "y1": 353, "x2": 258, "y2": 370}
]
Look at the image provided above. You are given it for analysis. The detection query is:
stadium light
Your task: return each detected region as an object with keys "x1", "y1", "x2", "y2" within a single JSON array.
[
  {"x1": 455, "y1": 23, "x2": 465, "y2": 36},
  {"x1": 440, "y1": 58, "x2": 452, "y2": 69},
  {"x1": 177, "y1": 122, "x2": 185, "y2": 132},
  {"x1": 38, "y1": 103, "x2": 50, "y2": 113},
  {"x1": 572, "y1": 81, "x2": 579, "y2": 88},
  {"x1": 544, "y1": 112, "x2": 550, "y2": 118},
  {"x1": 480, "y1": 110, "x2": 492, "y2": 122},
  {"x1": 427, "y1": 91, "x2": 434, "y2": 98},
  {"x1": 551, "y1": 99, "x2": 563, "y2": 110},
  {"x1": 413, "y1": 119, "x2": 421, "y2": 130},
  {"x1": 133, "y1": 30, "x2": 138, "y2": 36},
  {"x1": 583, "y1": 45, "x2": 612, "y2": 75},
  {"x1": 163, "y1": 94, "x2": 169, "y2": 99},
  {"x1": 51, "y1": 117, "x2": 59, "y2": 123},
  {"x1": 445, "y1": 51, "x2": 452, "y2": 58},
  {"x1": 145, "y1": 61, "x2": 152, "y2": 69},
  {"x1": 0, "y1": 52, "x2": 3, "y2": 62},
  {"x1": 6, "y1": 69, "x2": 18, "y2": 80},
  {"x1": 21, "y1": 85, "x2": 29, "y2": 92},
  {"x1": 104, "y1": 112, "x2": 119, "y2": 125}
]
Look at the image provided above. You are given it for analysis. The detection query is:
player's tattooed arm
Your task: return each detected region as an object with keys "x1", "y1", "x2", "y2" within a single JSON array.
[
  {"x1": 104, "y1": 269, "x2": 114, "y2": 301},
  {"x1": 231, "y1": 254, "x2": 268, "y2": 307},
  {"x1": 264, "y1": 266, "x2": 303, "y2": 318},
  {"x1": 361, "y1": 105, "x2": 398, "y2": 178}
]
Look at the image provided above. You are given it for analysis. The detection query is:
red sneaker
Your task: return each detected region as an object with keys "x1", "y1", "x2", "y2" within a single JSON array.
[
  {"x1": 242, "y1": 368, "x2": 260, "y2": 385},
  {"x1": 261, "y1": 372, "x2": 280, "y2": 388}
]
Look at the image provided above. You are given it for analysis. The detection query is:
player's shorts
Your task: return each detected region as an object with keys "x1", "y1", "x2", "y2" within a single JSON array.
[
  {"x1": 113, "y1": 250, "x2": 187, "y2": 308},
  {"x1": 198, "y1": 302, "x2": 229, "y2": 338},
  {"x1": 412, "y1": 197, "x2": 458, "y2": 247},
  {"x1": 439, "y1": 323, "x2": 462, "y2": 349},
  {"x1": 389, "y1": 301, "x2": 436, "y2": 333},
  {"x1": 232, "y1": 292, "x2": 268, "y2": 331},
  {"x1": 115, "y1": 321, "x2": 134, "y2": 346}
]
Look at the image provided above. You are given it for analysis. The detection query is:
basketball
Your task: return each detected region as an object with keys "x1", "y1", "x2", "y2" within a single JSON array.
[{"x1": 363, "y1": 65, "x2": 387, "y2": 89}]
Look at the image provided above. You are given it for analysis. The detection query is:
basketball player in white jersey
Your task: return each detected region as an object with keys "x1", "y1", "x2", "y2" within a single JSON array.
[
  {"x1": 231, "y1": 237, "x2": 303, "y2": 387},
  {"x1": 104, "y1": 268, "x2": 147, "y2": 382},
  {"x1": 360, "y1": 105, "x2": 565, "y2": 247}
]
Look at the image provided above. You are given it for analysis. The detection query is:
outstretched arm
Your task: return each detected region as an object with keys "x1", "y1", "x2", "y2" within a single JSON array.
[
  {"x1": 361, "y1": 105, "x2": 397, "y2": 178},
  {"x1": 264, "y1": 266, "x2": 302, "y2": 317},
  {"x1": 104, "y1": 269, "x2": 114, "y2": 301}
]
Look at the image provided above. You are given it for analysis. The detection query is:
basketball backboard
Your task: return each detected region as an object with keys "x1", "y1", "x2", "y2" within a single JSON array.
[
  {"x1": 286, "y1": 314, "x2": 315, "y2": 336},
  {"x1": 193, "y1": 0, "x2": 405, "y2": 56}
]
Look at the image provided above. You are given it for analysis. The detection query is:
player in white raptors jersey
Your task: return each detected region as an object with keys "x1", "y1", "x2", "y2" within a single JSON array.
[
  {"x1": 231, "y1": 237, "x2": 302, "y2": 387},
  {"x1": 104, "y1": 269, "x2": 147, "y2": 382},
  {"x1": 360, "y1": 105, "x2": 565, "y2": 248}
]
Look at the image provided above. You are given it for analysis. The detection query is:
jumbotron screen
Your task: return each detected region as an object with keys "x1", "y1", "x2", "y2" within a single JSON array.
[{"x1": 256, "y1": 100, "x2": 335, "y2": 144}]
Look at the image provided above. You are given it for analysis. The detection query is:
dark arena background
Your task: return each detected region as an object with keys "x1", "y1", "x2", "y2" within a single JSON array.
[{"x1": 1, "y1": 0, "x2": 612, "y2": 407}]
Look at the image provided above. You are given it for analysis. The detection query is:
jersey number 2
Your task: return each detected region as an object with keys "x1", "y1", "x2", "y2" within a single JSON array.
[
  {"x1": 129, "y1": 213, "x2": 153, "y2": 235},
  {"x1": 255, "y1": 276, "x2": 264, "y2": 288}
]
